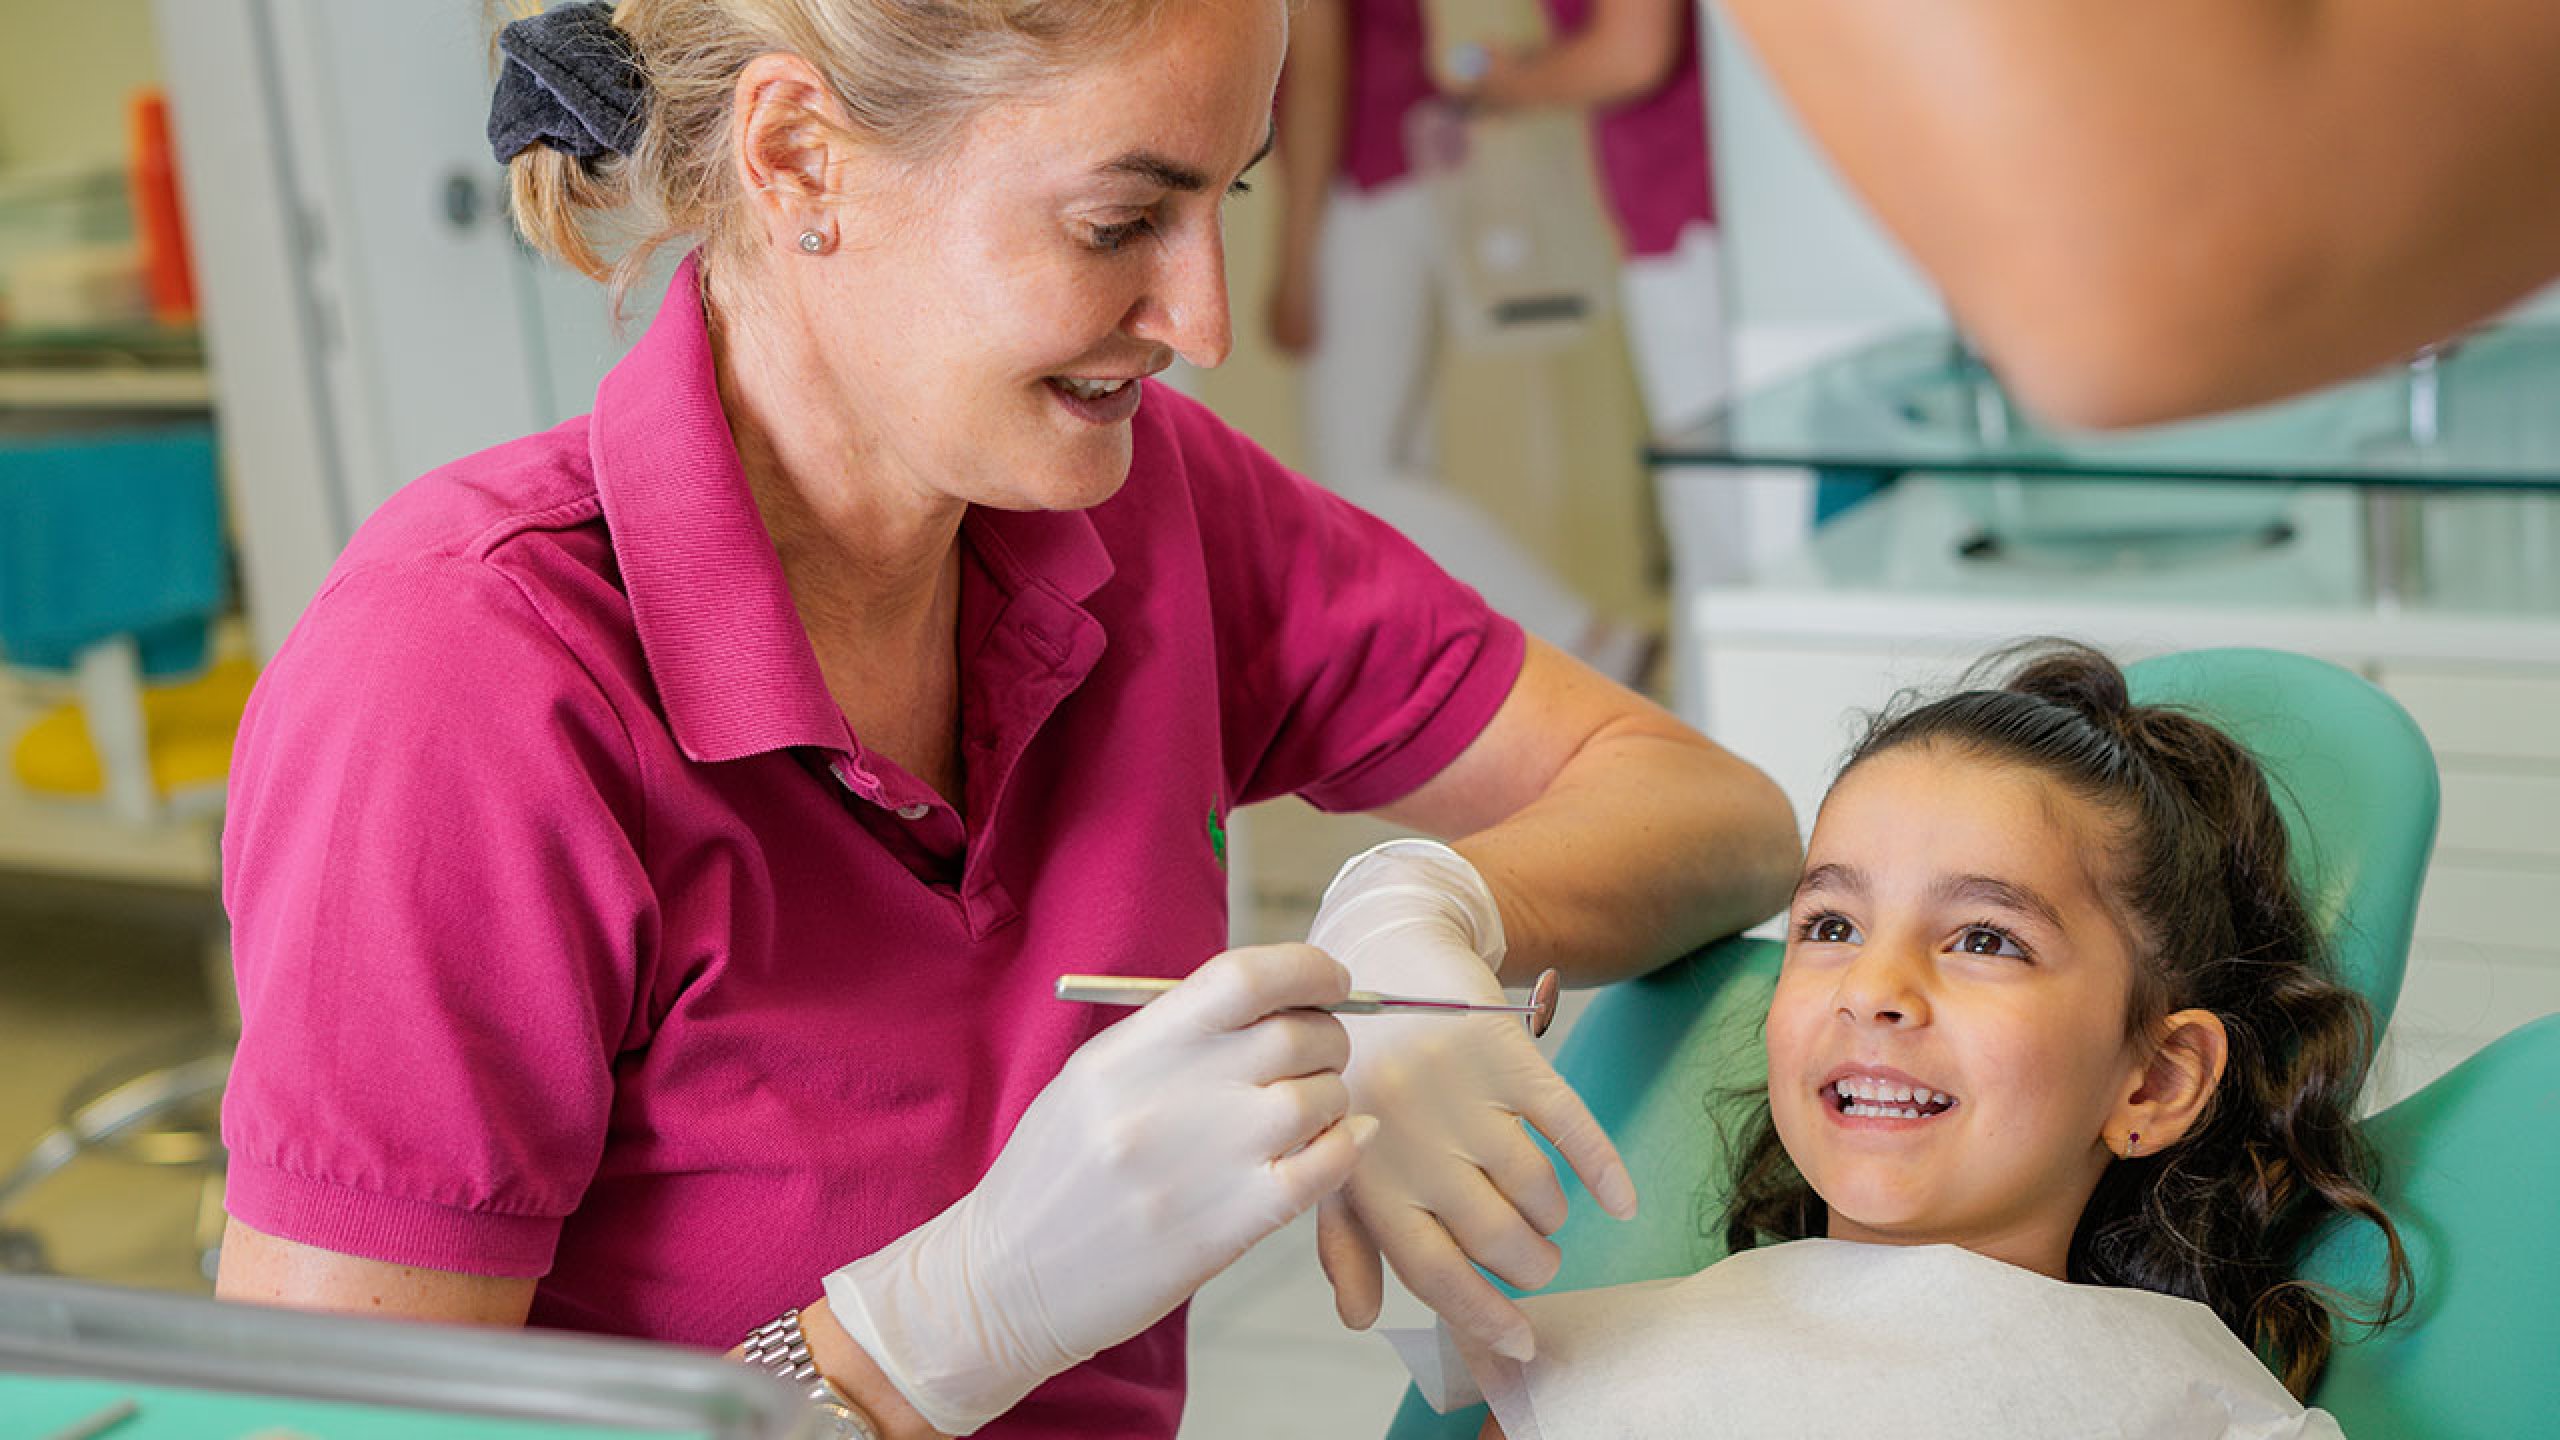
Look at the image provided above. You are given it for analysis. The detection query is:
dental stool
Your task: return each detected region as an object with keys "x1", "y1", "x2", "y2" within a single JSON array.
[{"x1": 1387, "y1": 649, "x2": 2549, "y2": 1440}]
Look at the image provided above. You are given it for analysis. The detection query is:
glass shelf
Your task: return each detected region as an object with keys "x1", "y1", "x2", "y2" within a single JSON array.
[{"x1": 1652, "y1": 324, "x2": 2560, "y2": 492}]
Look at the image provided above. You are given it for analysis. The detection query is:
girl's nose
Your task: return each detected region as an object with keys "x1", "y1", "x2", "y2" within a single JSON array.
[
  {"x1": 1834, "y1": 944, "x2": 1931, "y2": 1028},
  {"x1": 1127, "y1": 222, "x2": 1234, "y2": 370}
]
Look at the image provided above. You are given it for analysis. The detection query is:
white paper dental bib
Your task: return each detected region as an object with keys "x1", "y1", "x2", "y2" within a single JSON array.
[{"x1": 1387, "y1": 1239, "x2": 2344, "y2": 1440}]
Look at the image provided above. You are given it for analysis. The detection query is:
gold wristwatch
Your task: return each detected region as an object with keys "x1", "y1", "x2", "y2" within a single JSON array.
[{"x1": 741, "y1": 1308, "x2": 885, "y2": 1440}]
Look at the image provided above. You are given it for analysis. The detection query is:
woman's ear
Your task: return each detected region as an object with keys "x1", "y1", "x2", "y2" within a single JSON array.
[
  {"x1": 731, "y1": 52, "x2": 853, "y2": 249},
  {"x1": 2109, "y1": 1009, "x2": 2229, "y2": 1157}
]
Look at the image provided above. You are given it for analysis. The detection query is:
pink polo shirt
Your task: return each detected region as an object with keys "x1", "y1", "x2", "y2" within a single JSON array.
[{"x1": 220, "y1": 256, "x2": 1524, "y2": 1436}]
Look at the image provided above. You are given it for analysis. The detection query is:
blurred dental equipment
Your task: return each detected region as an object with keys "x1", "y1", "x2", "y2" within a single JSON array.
[
  {"x1": 37, "y1": 1398, "x2": 139, "y2": 1440},
  {"x1": 1057, "y1": 966, "x2": 1563, "y2": 1038}
]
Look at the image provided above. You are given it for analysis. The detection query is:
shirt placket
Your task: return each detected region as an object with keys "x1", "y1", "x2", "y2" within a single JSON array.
[{"x1": 823, "y1": 748, "x2": 969, "y2": 890}]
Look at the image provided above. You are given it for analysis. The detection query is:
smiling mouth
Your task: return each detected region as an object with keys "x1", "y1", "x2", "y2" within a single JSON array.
[
  {"x1": 1051, "y1": 375, "x2": 1134, "y2": 401},
  {"x1": 1825, "y1": 1075, "x2": 1959, "y2": 1120}
]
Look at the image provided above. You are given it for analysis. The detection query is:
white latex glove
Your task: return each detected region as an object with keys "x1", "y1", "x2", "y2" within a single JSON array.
[
  {"x1": 824, "y1": 944, "x2": 1373, "y2": 1434},
  {"x1": 1307, "y1": 840, "x2": 1636, "y2": 1364}
]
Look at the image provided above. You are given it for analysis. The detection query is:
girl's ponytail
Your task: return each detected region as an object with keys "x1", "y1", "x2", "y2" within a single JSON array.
[{"x1": 2072, "y1": 691, "x2": 2411, "y2": 1393}]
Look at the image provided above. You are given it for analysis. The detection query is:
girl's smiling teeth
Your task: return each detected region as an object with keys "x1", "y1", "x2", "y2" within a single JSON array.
[
  {"x1": 1826, "y1": 1073, "x2": 1959, "y2": 1120},
  {"x1": 1052, "y1": 375, "x2": 1132, "y2": 400}
]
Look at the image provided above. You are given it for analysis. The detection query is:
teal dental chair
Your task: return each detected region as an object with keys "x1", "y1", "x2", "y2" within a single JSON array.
[{"x1": 1387, "y1": 648, "x2": 2558, "y2": 1439}]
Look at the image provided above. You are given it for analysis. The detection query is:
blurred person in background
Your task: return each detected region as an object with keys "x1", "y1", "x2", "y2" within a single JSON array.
[{"x1": 1266, "y1": 0, "x2": 1662, "y2": 686}]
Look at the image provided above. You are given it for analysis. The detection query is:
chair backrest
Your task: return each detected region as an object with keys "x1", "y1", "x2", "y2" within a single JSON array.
[
  {"x1": 2122, "y1": 648, "x2": 2436, "y2": 1026},
  {"x1": 2302, "y1": 1014, "x2": 2560, "y2": 1435},
  {"x1": 1385, "y1": 648, "x2": 2441, "y2": 1439}
]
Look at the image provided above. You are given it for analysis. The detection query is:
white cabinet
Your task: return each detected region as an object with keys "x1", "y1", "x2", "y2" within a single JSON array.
[
  {"x1": 1683, "y1": 477, "x2": 2560, "y2": 1110},
  {"x1": 2366, "y1": 660, "x2": 2560, "y2": 1100}
]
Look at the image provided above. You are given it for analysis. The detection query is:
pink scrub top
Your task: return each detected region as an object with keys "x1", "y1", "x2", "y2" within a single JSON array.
[
  {"x1": 1536, "y1": 0, "x2": 1720, "y2": 253},
  {"x1": 1540, "y1": 0, "x2": 1717, "y2": 257},
  {"x1": 219, "y1": 256, "x2": 1525, "y2": 1437},
  {"x1": 1338, "y1": 0, "x2": 1437, "y2": 191},
  {"x1": 1334, "y1": 0, "x2": 1715, "y2": 253}
]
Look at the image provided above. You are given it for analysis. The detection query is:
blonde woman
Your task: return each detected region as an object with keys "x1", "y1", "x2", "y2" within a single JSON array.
[{"x1": 212, "y1": 3, "x2": 1798, "y2": 1437}]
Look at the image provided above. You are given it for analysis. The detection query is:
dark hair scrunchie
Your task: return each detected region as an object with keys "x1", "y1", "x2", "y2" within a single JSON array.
[{"x1": 487, "y1": 1, "x2": 647, "y2": 165}]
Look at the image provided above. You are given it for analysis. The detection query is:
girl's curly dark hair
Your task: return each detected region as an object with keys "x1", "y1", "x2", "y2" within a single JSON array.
[{"x1": 1723, "y1": 641, "x2": 2412, "y2": 1397}]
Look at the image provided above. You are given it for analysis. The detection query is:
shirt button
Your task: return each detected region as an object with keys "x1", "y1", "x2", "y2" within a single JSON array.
[{"x1": 895, "y1": 802, "x2": 931, "y2": 820}]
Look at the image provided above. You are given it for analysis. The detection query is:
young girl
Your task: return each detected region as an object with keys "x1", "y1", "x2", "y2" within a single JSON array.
[{"x1": 1401, "y1": 644, "x2": 2411, "y2": 1439}]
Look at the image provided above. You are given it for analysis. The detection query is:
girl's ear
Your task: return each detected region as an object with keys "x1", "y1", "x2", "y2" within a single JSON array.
[{"x1": 2109, "y1": 1009, "x2": 2229, "y2": 1157}]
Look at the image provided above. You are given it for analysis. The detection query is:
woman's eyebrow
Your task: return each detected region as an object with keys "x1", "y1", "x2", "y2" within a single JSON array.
[
  {"x1": 1932, "y1": 874, "x2": 2067, "y2": 932},
  {"x1": 1096, "y1": 120, "x2": 1277, "y2": 193}
]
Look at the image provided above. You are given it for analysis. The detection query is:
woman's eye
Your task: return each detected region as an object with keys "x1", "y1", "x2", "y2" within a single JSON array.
[
  {"x1": 1953, "y1": 925, "x2": 2028, "y2": 959},
  {"x1": 1084, "y1": 217, "x2": 1154, "y2": 253},
  {"x1": 1799, "y1": 913, "x2": 1860, "y2": 945}
]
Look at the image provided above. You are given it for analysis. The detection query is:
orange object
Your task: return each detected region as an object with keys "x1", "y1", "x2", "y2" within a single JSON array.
[{"x1": 128, "y1": 88, "x2": 198, "y2": 328}]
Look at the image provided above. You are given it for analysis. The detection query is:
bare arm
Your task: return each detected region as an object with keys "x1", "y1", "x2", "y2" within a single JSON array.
[
  {"x1": 1267, "y1": 0, "x2": 1347, "y2": 356},
  {"x1": 1719, "y1": 0, "x2": 2560, "y2": 427},
  {"x1": 1469, "y1": 0, "x2": 1689, "y2": 112},
  {"x1": 216, "y1": 1217, "x2": 536, "y2": 1324},
  {"x1": 218, "y1": 1219, "x2": 946, "y2": 1439},
  {"x1": 1382, "y1": 636, "x2": 1800, "y2": 987}
]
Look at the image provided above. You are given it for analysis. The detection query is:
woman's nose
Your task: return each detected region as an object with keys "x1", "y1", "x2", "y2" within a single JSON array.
[
  {"x1": 1128, "y1": 223, "x2": 1233, "y2": 369},
  {"x1": 1834, "y1": 945, "x2": 1931, "y2": 1028}
]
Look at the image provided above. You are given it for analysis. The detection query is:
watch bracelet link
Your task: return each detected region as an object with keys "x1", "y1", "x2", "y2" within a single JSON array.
[{"x1": 742, "y1": 1308, "x2": 885, "y2": 1440}]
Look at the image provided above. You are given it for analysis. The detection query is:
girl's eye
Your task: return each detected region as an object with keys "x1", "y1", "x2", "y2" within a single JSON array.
[
  {"x1": 1084, "y1": 217, "x2": 1155, "y2": 253},
  {"x1": 1798, "y1": 913, "x2": 1861, "y2": 945},
  {"x1": 1952, "y1": 924, "x2": 2029, "y2": 960}
]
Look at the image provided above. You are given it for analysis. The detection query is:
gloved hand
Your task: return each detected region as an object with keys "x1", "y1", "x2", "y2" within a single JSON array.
[
  {"x1": 823, "y1": 944, "x2": 1372, "y2": 1434},
  {"x1": 1307, "y1": 840, "x2": 1636, "y2": 1363}
]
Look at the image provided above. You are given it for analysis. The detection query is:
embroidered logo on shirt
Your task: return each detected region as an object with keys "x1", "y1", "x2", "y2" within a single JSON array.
[{"x1": 1208, "y1": 806, "x2": 1228, "y2": 870}]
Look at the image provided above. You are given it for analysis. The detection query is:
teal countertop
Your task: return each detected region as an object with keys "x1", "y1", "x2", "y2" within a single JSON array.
[{"x1": 0, "y1": 1374, "x2": 699, "y2": 1440}]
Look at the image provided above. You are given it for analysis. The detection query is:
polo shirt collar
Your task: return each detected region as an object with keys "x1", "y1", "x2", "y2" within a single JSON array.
[
  {"x1": 961, "y1": 497, "x2": 1115, "y2": 610},
  {"x1": 590, "y1": 253, "x2": 1115, "y2": 766}
]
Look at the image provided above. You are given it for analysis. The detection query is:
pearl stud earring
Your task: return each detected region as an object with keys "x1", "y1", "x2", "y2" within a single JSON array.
[{"x1": 798, "y1": 230, "x2": 827, "y2": 254}]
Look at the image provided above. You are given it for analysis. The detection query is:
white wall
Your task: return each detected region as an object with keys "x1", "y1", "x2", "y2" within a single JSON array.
[
  {"x1": 154, "y1": 0, "x2": 637, "y2": 655},
  {"x1": 0, "y1": 0, "x2": 163, "y2": 174},
  {"x1": 1702, "y1": 9, "x2": 1940, "y2": 377}
]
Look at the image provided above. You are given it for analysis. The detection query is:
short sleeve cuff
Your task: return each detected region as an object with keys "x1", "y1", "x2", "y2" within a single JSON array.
[
  {"x1": 223, "y1": 1153, "x2": 565, "y2": 1279},
  {"x1": 1298, "y1": 615, "x2": 1528, "y2": 815}
]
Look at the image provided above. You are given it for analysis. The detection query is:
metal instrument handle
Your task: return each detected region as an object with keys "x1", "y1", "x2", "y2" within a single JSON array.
[
  {"x1": 1052, "y1": 976, "x2": 1392, "y2": 1014},
  {"x1": 1051, "y1": 974, "x2": 1561, "y2": 1036}
]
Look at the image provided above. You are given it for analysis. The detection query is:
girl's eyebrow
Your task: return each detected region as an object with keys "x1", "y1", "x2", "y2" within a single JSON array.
[
  {"x1": 1794, "y1": 861, "x2": 1865, "y2": 899},
  {"x1": 1932, "y1": 874, "x2": 2067, "y2": 933},
  {"x1": 1795, "y1": 864, "x2": 2066, "y2": 933}
]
